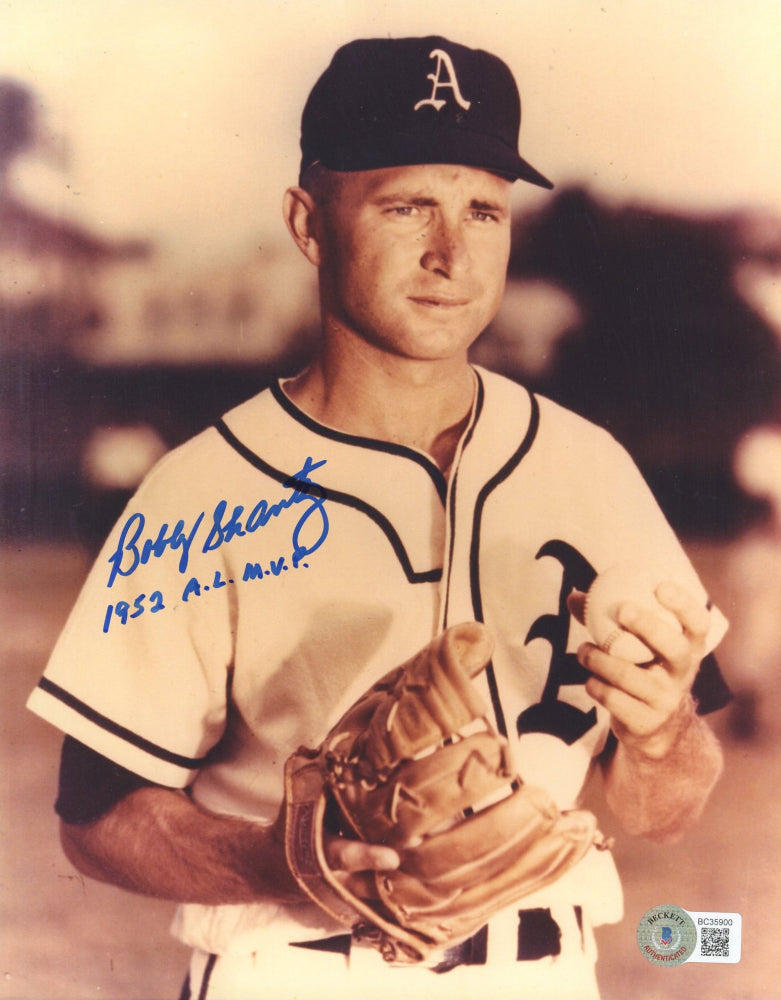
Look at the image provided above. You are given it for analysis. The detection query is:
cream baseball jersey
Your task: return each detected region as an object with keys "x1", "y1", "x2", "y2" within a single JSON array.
[{"x1": 28, "y1": 367, "x2": 729, "y2": 960}]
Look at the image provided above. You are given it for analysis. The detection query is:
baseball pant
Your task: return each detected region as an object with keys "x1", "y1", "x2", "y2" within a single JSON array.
[{"x1": 179, "y1": 905, "x2": 601, "y2": 1000}]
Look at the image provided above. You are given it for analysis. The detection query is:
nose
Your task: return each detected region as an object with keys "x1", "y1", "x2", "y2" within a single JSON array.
[{"x1": 420, "y1": 216, "x2": 468, "y2": 278}]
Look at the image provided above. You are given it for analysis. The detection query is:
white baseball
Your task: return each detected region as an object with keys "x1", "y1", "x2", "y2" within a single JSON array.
[{"x1": 584, "y1": 562, "x2": 682, "y2": 664}]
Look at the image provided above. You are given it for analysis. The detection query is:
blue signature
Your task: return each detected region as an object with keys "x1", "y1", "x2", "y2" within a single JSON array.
[{"x1": 105, "y1": 456, "x2": 329, "y2": 589}]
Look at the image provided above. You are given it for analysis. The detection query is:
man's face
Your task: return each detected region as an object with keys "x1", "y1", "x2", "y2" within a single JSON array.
[{"x1": 314, "y1": 163, "x2": 513, "y2": 363}]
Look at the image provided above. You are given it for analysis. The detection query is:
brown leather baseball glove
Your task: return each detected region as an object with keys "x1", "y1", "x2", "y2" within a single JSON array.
[{"x1": 284, "y1": 622, "x2": 601, "y2": 963}]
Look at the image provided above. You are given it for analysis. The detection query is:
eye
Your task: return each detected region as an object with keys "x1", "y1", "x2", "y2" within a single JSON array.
[
  {"x1": 386, "y1": 205, "x2": 419, "y2": 218},
  {"x1": 469, "y1": 210, "x2": 498, "y2": 223}
]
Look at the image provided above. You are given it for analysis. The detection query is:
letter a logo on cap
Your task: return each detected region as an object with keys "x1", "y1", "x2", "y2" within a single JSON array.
[{"x1": 414, "y1": 48, "x2": 472, "y2": 112}]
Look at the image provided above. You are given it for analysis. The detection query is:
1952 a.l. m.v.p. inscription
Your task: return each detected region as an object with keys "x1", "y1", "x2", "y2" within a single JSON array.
[{"x1": 101, "y1": 457, "x2": 329, "y2": 633}]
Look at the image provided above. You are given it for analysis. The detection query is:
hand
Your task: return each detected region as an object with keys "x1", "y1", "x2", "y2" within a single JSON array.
[
  {"x1": 271, "y1": 803, "x2": 400, "y2": 904},
  {"x1": 568, "y1": 581, "x2": 709, "y2": 758},
  {"x1": 324, "y1": 834, "x2": 401, "y2": 874},
  {"x1": 324, "y1": 833, "x2": 401, "y2": 901}
]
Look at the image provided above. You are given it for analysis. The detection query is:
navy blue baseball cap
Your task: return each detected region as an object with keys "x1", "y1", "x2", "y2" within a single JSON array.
[{"x1": 299, "y1": 36, "x2": 553, "y2": 189}]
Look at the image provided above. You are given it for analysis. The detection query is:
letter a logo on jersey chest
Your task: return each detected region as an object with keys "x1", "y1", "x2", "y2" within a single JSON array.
[{"x1": 414, "y1": 48, "x2": 472, "y2": 112}]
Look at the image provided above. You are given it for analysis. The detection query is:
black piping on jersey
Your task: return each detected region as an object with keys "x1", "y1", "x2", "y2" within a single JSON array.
[
  {"x1": 468, "y1": 389, "x2": 541, "y2": 737},
  {"x1": 214, "y1": 419, "x2": 442, "y2": 585},
  {"x1": 270, "y1": 380, "x2": 448, "y2": 504},
  {"x1": 198, "y1": 954, "x2": 218, "y2": 1000},
  {"x1": 36, "y1": 676, "x2": 208, "y2": 770},
  {"x1": 440, "y1": 371, "x2": 485, "y2": 628}
]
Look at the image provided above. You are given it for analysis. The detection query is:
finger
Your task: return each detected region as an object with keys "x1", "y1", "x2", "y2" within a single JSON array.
[
  {"x1": 581, "y1": 642, "x2": 688, "y2": 734},
  {"x1": 585, "y1": 674, "x2": 679, "y2": 745},
  {"x1": 584, "y1": 673, "x2": 657, "y2": 734},
  {"x1": 613, "y1": 601, "x2": 690, "y2": 672},
  {"x1": 567, "y1": 590, "x2": 587, "y2": 625},
  {"x1": 655, "y1": 581, "x2": 711, "y2": 643},
  {"x1": 586, "y1": 670, "x2": 695, "y2": 752},
  {"x1": 578, "y1": 642, "x2": 661, "y2": 703},
  {"x1": 325, "y1": 836, "x2": 400, "y2": 873}
]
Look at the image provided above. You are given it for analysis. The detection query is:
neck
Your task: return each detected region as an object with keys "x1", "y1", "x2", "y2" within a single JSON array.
[{"x1": 284, "y1": 335, "x2": 475, "y2": 473}]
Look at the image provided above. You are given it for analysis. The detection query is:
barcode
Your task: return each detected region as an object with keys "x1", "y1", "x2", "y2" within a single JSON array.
[
  {"x1": 688, "y1": 910, "x2": 742, "y2": 963},
  {"x1": 700, "y1": 926, "x2": 730, "y2": 958}
]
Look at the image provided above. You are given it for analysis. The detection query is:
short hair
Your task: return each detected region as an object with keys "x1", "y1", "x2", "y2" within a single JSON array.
[{"x1": 299, "y1": 163, "x2": 342, "y2": 205}]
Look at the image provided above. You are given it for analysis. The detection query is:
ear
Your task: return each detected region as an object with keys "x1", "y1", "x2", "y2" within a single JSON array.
[{"x1": 283, "y1": 187, "x2": 322, "y2": 267}]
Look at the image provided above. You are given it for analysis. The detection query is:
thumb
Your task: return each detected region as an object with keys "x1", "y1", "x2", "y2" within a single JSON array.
[
  {"x1": 325, "y1": 835, "x2": 400, "y2": 873},
  {"x1": 567, "y1": 590, "x2": 587, "y2": 627}
]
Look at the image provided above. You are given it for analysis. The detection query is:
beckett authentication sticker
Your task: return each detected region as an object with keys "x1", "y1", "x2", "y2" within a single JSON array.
[
  {"x1": 636, "y1": 905, "x2": 697, "y2": 966},
  {"x1": 637, "y1": 906, "x2": 742, "y2": 966}
]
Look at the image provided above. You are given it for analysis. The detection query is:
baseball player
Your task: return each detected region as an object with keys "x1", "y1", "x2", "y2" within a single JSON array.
[{"x1": 28, "y1": 37, "x2": 730, "y2": 1000}]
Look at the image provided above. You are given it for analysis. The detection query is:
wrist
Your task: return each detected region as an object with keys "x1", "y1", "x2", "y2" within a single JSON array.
[
  {"x1": 252, "y1": 808, "x2": 307, "y2": 903},
  {"x1": 622, "y1": 695, "x2": 698, "y2": 763}
]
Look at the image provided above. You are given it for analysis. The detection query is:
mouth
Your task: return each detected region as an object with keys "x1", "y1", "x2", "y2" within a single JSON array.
[{"x1": 408, "y1": 296, "x2": 470, "y2": 309}]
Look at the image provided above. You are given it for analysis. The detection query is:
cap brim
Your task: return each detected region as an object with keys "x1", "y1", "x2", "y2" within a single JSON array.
[{"x1": 306, "y1": 125, "x2": 553, "y2": 190}]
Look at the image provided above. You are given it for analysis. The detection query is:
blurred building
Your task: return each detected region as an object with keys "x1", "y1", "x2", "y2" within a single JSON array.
[
  {"x1": 75, "y1": 248, "x2": 317, "y2": 367},
  {"x1": 0, "y1": 77, "x2": 319, "y2": 543},
  {"x1": 473, "y1": 188, "x2": 781, "y2": 536},
  {"x1": 0, "y1": 77, "x2": 151, "y2": 355}
]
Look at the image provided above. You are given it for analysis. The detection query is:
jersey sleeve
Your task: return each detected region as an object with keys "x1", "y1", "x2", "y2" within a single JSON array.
[
  {"x1": 582, "y1": 419, "x2": 731, "y2": 663},
  {"x1": 691, "y1": 653, "x2": 732, "y2": 714},
  {"x1": 27, "y1": 435, "x2": 235, "y2": 788},
  {"x1": 56, "y1": 736, "x2": 157, "y2": 824}
]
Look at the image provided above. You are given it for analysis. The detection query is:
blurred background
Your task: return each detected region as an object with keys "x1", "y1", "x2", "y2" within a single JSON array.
[{"x1": 2, "y1": 1, "x2": 780, "y2": 998}]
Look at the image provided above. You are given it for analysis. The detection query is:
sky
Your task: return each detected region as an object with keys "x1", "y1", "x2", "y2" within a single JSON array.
[{"x1": 3, "y1": 0, "x2": 781, "y2": 271}]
